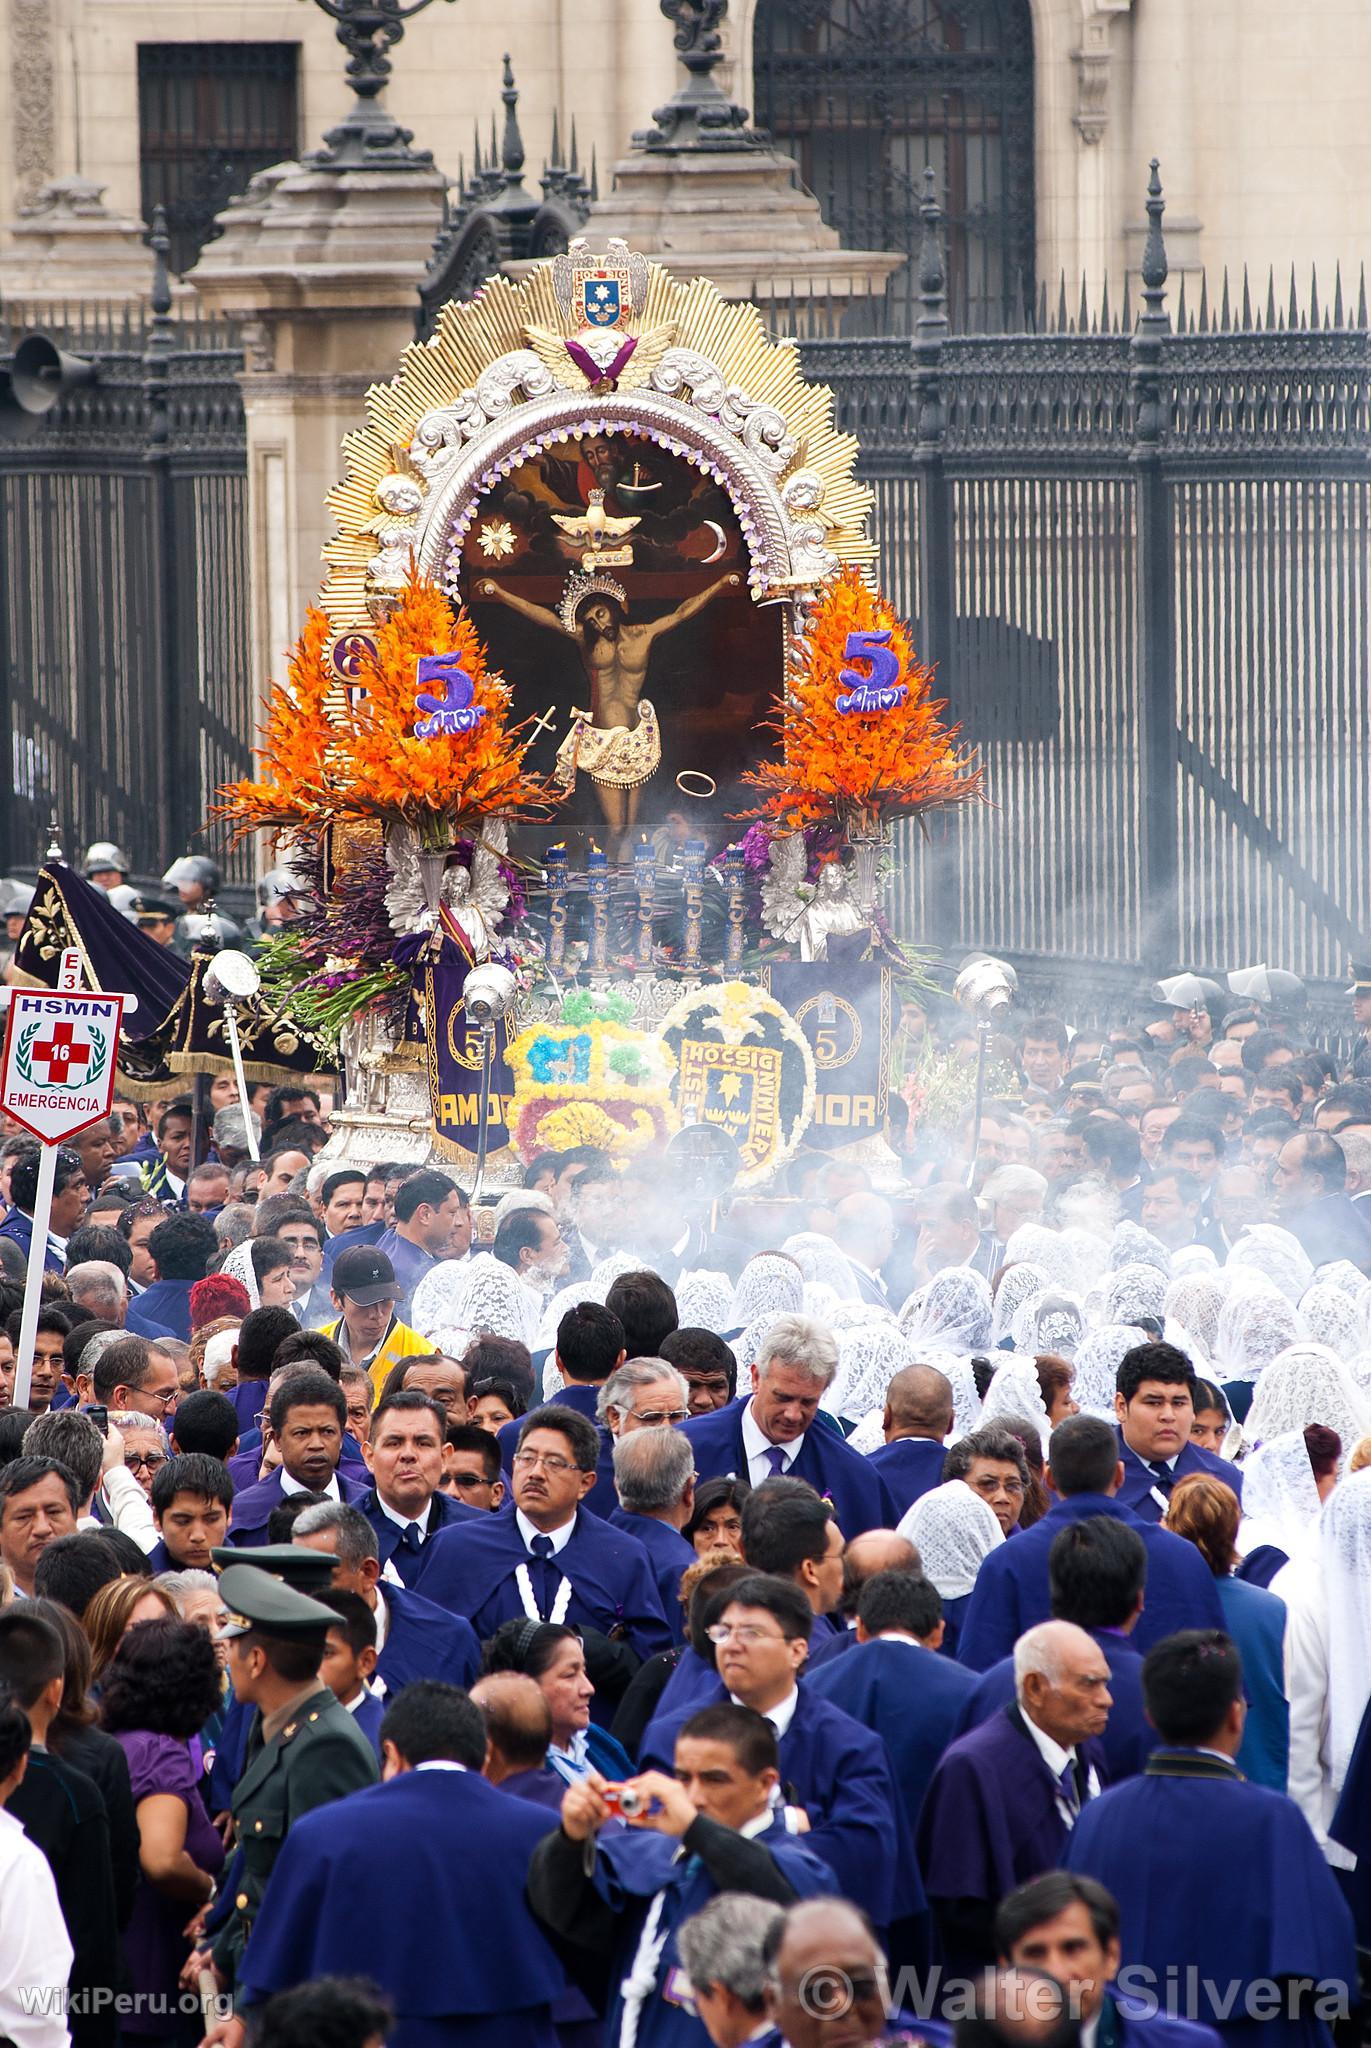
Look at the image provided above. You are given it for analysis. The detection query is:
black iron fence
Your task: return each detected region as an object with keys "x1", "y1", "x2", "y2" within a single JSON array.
[
  {"x1": 0, "y1": 223, "x2": 254, "y2": 889},
  {"x1": 3, "y1": 169, "x2": 1368, "y2": 1019},
  {"x1": 798, "y1": 166, "x2": 1371, "y2": 1013}
]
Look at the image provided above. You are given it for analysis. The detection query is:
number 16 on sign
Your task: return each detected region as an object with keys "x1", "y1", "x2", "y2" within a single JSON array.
[{"x1": 1, "y1": 951, "x2": 125, "y2": 1407}]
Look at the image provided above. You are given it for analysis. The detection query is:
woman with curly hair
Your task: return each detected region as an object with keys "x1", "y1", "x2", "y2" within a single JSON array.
[{"x1": 100, "y1": 1617, "x2": 226, "y2": 2043}]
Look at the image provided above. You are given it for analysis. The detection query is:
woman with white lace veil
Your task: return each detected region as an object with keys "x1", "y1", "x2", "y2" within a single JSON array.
[
  {"x1": 1212, "y1": 1283, "x2": 1307, "y2": 1383},
  {"x1": 1163, "y1": 1272, "x2": 1226, "y2": 1360},
  {"x1": 781, "y1": 1233, "x2": 861, "y2": 1302},
  {"x1": 825, "y1": 1323, "x2": 912, "y2": 1423},
  {"x1": 896, "y1": 1480, "x2": 1004, "y2": 1655},
  {"x1": 1070, "y1": 1325, "x2": 1145, "y2": 1418},
  {"x1": 412, "y1": 1250, "x2": 540, "y2": 1351},
  {"x1": 898, "y1": 1267, "x2": 993, "y2": 1355},
  {"x1": 1244, "y1": 1344, "x2": 1369, "y2": 1463},
  {"x1": 1009, "y1": 1290, "x2": 1086, "y2": 1361},
  {"x1": 1002, "y1": 1225, "x2": 1082, "y2": 1292},
  {"x1": 1236, "y1": 1431, "x2": 1323, "y2": 1563},
  {"x1": 980, "y1": 1358, "x2": 1053, "y2": 1449},
  {"x1": 1225, "y1": 1224, "x2": 1315, "y2": 1306},
  {"x1": 730, "y1": 1253, "x2": 805, "y2": 1329},
  {"x1": 673, "y1": 1270, "x2": 737, "y2": 1335},
  {"x1": 1103, "y1": 1262, "x2": 1167, "y2": 1330},
  {"x1": 220, "y1": 1240, "x2": 263, "y2": 1311},
  {"x1": 1108, "y1": 1220, "x2": 1173, "y2": 1277},
  {"x1": 1298, "y1": 1281, "x2": 1363, "y2": 1360},
  {"x1": 989, "y1": 1262, "x2": 1050, "y2": 1347}
]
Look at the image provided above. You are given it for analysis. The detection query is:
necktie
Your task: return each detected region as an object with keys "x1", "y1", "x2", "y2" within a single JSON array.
[
  {"x1": 1148, "y1": 1460, "x2": 1175, "y2": 1498},
  {"x1": 530, "y1": 1533, "x2": 556, "y2": 1614},
  {"x1": 1058, "y1": 1759, "x2": 1081, "y2": 1819},
  {"x1": 400, "y1": 1521, "x2": 423, "y2": 1554},
  {"x1": 764, "y1": 1444, "x2": 788, "y2": 1477}
]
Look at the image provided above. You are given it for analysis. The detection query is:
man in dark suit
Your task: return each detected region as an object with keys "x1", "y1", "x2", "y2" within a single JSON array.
[
  {"x1": 292, "y1": 1499, "x2": 480, "y2": 1695},
  {"x1": 496, "y1": 1300, "x2": 625, "y2": 1518},
  {"x1": 917, "y1": 1620, "x2": 1112, "y2": 1976},
  {"x1": 417, "y1": 1405, "x2": 673, "y2": 1662},
  {"x1": 831, "y1": 1193, "x2": 896, "y2": 1308},
  {"x1": 679, "y1": 1315, "x2": 895, "y2": 1540},
  {"x1": 1274, "y1": 1131, "x2": 1371, "y2": 1271},
  {"x1": 354, "y1": 1388, "x2": 477, "y2": 1584},
  {"x1": 1113, "y1": 1342, "x2": 1243, "y2": 1525},
  {"x1": 867, "y1": 1363, "x2": 953, "y2": 1517},
  {"x1": 957, "y1": 1414, "x2": 1224, "y2": 1672},
  {"x1": 227, "y1": 1372, "x2": 368, "y2": 1548}
]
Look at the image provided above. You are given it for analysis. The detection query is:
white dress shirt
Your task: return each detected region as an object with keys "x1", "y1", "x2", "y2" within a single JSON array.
[
  {"x1": 515, "y1": 1508, "x2": 575, "y2": 1554},
  {"x1": 378, "y1": 1495, "x2": 433, "y2": 1540},
  {"x1": 0, "y1": 1805, "x2": 74, "y2": 2048},
  {"x1": 1020, "y1": 1711, "x2": 1100, "y2": 1815},
  {"x1": 739, "y1": 1403, "x2": 800, "y2": 1489},
  {"x1": 280, "y1": 1469, "x2": 342, "y2": 1502},
  {"x1": 731, "y1": 1686, "x2": 799, "y2": 1740}
]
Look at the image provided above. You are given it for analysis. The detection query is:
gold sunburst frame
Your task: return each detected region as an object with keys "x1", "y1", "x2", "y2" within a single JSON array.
[{"x1": 318, "y1": 238, "x2": 875, "y2": 658}]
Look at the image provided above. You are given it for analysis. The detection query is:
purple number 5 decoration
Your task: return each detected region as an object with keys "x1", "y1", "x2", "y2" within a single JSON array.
[
  {"x1": 836, "y1": 628, "x2": 908, "y2": 714},
  {"x1": 414, "y1": 652, "x2": 487, "y2": 736}
]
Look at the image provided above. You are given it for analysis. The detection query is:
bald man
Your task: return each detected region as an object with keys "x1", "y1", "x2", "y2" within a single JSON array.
[
  {"x1": 471, "y1": 1673, "x2": 563, "y2": 1812},
  {"x1": 805, "y1": 1528, "x2": 919, "y2": 1672},
  {"x1": 762, "y1": 1900, "x2": 894, "y2": 2048},
  {"x1": 917, "y1": 1620, "x2": 1112, "y2": 1975},
  {"x1": 868, "y1": 1363, "x2": 953, "y2": 1516}
]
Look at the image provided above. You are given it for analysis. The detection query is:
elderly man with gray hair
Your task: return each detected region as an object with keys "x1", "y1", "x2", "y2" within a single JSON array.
[
  {"x1": 597, "y1": 1357, "x2": 691, "y2": 1437},
  {"x1": 609, "y1": 1424, "x2": 697, "y2": 1643},
  {"x1": 680, "y1": 1313, "x2": 896, "y2": 1537},
  {"x1": 916, "y1": 1618, "x2": 1113, "y2": 1977},
  {"x1": 65, "y1": 1260, "x2": 128, "y2": 1327},
  {"x1": 678, "y1": 1893, "x2": 785, "y2": 2048}
]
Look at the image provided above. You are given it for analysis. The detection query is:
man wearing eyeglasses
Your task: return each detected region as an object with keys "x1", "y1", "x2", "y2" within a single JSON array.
[
  {"x1": 88, "y1": 1334, "x2": 180, "y2": 1421},
  {"x1": 638, "y1": 1574, "x2": 901, "y2": 1929},
  {"x1": 356, "y1": 1389, "x2": 480, "y2": 1586},
  {"x1": 416, "y1": 1404, "x2": 674, "y2": 1664}
]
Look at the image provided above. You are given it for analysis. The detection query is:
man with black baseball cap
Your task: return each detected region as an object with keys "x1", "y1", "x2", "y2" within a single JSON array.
[
  {"x1": 322, "y1": 1247, "x2": 429, "y2": 1396},
  {"x1": 187, "y1": 1560, "x2": 377, "y2": 2029}
]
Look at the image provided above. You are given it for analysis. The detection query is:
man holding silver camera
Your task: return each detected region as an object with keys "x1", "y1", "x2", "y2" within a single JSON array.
[{"x1": 528, "y1": 1701, "x2": 833, "y2": 2048}]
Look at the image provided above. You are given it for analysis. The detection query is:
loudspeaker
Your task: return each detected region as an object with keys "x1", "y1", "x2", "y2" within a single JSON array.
[{"x1": 8, "y1": 333, "x2": 97, "y2": 415}]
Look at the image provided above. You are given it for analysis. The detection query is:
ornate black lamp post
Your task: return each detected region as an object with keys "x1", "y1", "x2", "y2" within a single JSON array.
[
  {"x1": 637, "y1": 0, "x2": 764, "y2": 152},
  {"x1": 301, "y1": 0, "x2": 457, "y2": 170}
]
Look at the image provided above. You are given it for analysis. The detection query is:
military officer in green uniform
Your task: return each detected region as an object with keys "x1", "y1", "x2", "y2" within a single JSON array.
[{"x1": 184, "y1": 1558, "x2": 378, "y2": 2029}]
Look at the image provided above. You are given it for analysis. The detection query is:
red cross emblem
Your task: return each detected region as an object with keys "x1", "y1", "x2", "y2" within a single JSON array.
[{"x1": 31, "y1": 1022, "x2": 93, "y2": 1086}]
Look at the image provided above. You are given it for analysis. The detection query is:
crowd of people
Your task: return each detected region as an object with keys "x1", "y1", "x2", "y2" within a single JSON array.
[{"x1": 0, "y1": 969, "x2": 1368, "y2": 2048}]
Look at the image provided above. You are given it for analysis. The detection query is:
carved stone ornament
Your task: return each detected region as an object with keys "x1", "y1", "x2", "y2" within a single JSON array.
[{"x1": 318, "y1": 237, "x2": 875, "y2": 651}]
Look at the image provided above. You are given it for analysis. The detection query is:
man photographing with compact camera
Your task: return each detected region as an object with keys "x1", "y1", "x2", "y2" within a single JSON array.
[{"x1": 528, "y1": 1702, "x2": 834, "y2": 2048}]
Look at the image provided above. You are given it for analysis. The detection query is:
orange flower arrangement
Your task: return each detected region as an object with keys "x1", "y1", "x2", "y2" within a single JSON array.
[
  {"x1": 218, "y1": 570, "x2": 554, "y2": 844},
  {"x1": 215, "y1": 606, "x2": 337, "y2": 838},
  {"x1": 738, "y1": 566, "x2": 984, "y2": 835}
]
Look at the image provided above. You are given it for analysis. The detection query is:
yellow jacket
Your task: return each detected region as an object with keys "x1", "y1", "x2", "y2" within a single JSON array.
[{"x1": 322, "y1": 1315, "x2": 432, "y2": 1400}]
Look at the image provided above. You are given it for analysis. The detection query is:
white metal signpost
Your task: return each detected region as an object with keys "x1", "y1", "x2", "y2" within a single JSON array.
[{"x1": 1, "y1": 950, "x2": 125, "y2": 1406}]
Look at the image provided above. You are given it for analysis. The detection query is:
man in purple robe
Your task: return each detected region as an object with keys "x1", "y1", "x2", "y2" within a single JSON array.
[
  {"x1": 679, "y1": 1315, "x2": 896, "y2": 1539},
  {"x1": 917, "y1": 1619, "x2": 1112, "y2": 1977}
]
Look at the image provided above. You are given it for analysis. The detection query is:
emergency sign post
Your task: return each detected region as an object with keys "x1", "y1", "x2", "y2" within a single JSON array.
[{"x1": 0, "y1": 950, "x2": 125, "y2": 1407}]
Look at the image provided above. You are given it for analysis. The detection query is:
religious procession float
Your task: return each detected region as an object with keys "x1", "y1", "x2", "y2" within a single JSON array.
[{"x1": 16, "y1": 241, "x2": 985, "y2": 1191}]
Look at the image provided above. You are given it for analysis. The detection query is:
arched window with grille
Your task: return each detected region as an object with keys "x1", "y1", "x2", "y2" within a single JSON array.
[{"x1": 753, "y1": 0, "x2": 1035, "y2": 332}]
